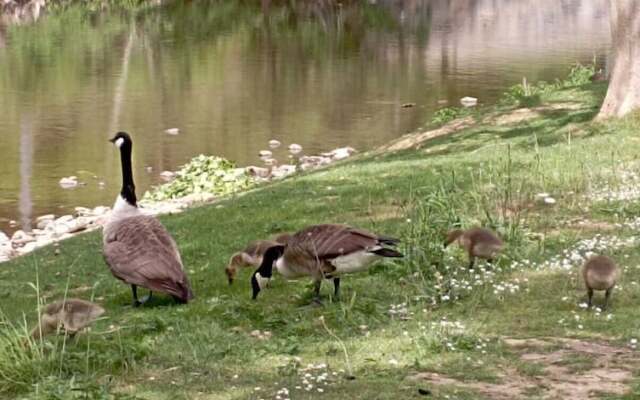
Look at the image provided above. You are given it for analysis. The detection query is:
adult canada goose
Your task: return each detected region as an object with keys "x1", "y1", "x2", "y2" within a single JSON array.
[
  {"x1": 445, "y1": 227, "x2": 503, "y2": 269},
  {"x1": 103, "y1": 132, "x2": 194, "y2": 306},
  {"x1": 225, "y1": 233, "x2": 291, "y2": 285},
  {"x1": 30, "y1": 298, "x2": 105, "y2": 340},
  {"x1": 583, "y1": 255, "x2": 619, "y2": 309},
  {"x1": 250, "y1": 224, "x2": 403, "y2": 302}
]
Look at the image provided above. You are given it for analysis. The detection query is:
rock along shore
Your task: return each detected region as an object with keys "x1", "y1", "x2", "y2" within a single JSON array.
[{"x1": 0, "y1": 146, "x2": 356, "y2": 264}]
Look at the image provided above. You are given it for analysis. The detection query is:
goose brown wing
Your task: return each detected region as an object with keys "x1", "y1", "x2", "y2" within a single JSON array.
[
  {"x1": 292, "y1": 224, "x2": 381, "y2": 260},
  {"x1": 103, "y1": 215, "x2": 193, "y2": 301}
]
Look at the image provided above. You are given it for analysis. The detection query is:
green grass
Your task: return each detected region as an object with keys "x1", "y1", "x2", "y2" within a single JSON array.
[{"x1": 2, "y1": 80, "x2": 640, "y2": 399}]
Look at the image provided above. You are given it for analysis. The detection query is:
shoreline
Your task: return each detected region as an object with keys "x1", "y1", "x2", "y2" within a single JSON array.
[{"x1": 0, "y1": 145, "x2": 358, "y2": 263}]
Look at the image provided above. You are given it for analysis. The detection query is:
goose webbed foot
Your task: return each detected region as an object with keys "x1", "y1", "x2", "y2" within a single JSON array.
[
  {"x1": 139, "y1": 291, "x2": 153, "y2": 305},
  {"x1": 131, "y1": 285, "x2": 152, "y2": 307}
]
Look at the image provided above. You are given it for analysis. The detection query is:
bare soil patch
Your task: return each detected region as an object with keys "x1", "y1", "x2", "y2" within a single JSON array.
[
  {"x1": 375, "y1": 117, "x2": 474, "y2": 153},
  {"x1": 410, "y1": 337, "x2": 638, "y2": 399},
  {"x1": 485, "y1": 102, "x2": 584, "y2": 126}
]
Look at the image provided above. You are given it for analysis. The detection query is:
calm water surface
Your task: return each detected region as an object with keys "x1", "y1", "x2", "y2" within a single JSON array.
[{"x1": 0, "y1": 0, "x2": 610, "y2": 233}]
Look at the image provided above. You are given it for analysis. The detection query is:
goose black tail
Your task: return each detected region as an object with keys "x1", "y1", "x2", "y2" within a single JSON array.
[{"x1": 371, "y1": 247, "x2": 404, "y2": 258}]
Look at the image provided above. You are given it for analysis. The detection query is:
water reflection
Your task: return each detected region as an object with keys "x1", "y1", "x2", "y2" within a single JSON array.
[
  {"x1": 19, "y1": 115, "x2": 33, "y2": 232},
  {"x1": 0, "y1": 0, "x2": 609, "y2": 233},
  {"x1": 109, "y1": 27, "x2": 136, "y2": 134}
]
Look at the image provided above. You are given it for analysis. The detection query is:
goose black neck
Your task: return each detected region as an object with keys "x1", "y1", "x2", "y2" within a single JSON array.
[
  {"x1": 257, "y1": 245, "x2": 285, "y2": 278},
  {"x1": 119, "y1": 142, "x2": 137, "y2": 207}
]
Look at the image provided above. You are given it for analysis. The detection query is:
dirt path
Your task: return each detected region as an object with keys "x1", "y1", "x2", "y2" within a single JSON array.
[{"x1": 410, "y1": 337, "x2": 638, "y2": 399}]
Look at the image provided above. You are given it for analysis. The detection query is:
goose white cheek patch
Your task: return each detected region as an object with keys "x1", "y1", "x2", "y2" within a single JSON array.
[
  {"x1": 114, "y1": 138, "x2": 124, "y2": 148},
  {"x1": 255, "y1": 273, "x2": 271, "y2": 290}
]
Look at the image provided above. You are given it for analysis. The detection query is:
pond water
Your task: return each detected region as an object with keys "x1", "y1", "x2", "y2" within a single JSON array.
[{"x1": 0, "y1": 0, "x2": 610, "y2": 234}]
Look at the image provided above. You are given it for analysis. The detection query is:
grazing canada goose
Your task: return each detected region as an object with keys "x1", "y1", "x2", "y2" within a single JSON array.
[
  {"x1": 445, "y1": 227, "x2": 503, "y2": 269},
  {"x1": 103, "y1": 132, "x2": 194, "y2": 306},
  {"x1": 250, "y1": 224, "x2": 403, "y2": 302},
  {"x1": 225, "y1": 232, "x2": 291, "y2": 285},
  {"x1": 30, "y1": 298, "x2": 105, "y2": 340},
  {"x1": 583, "y1": 255, "x2": 619, "y2": 309}
]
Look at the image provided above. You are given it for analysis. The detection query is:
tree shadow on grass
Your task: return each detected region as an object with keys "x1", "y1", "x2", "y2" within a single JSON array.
[{"x1": 374, "y1": 84, "x2": 608, "y2": 164}]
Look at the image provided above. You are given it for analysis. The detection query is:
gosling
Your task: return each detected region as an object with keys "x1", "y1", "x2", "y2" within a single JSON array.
[
  {"x1": 583, "y1": 255, "x2": 619, "y2": 310},
  {"x1": 445, "y1": 227, "x2": 503, "y2": 269},
  {"x1": 225, "y1": 233, "x2": 291, "y2": 285},
  {"x1": 30, "y1": 298, "x2": 105, "y2": 340}
]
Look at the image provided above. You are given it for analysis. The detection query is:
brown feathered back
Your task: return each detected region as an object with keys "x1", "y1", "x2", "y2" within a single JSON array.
[
  {"x1": 103, "y1": 215, "x2": 193, "y2": 302},
  {"x1": 288, "y1": 224, "x2": 381, "y2": 260},
  {"x1": 31, "y1": 298, "x2": 105, "y2": 339},
  {"x1": 272, "y1": 232, "x2": 292, "y2": 244},
  {"x1": 583, "y1": 255, "x2": 618, "y2": 291},
  {"x1": 454, "y1": 228, "x2": 503, "y2": 259},
  {"x1": 243, "y1": 239, "x2": 282, "y2": 258}
]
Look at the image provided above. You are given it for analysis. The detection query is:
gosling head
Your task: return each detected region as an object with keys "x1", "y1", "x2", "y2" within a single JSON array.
[
  {"x1": 444, "y1": 229, "x2": 464, "y2": 248},
  {"x1": 226, "y1": 253, "x2": 245, "y2": 285}
]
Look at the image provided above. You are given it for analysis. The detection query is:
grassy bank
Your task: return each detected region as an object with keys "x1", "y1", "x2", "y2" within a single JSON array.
[{"x1": 2, "y1": 77, "x2": 640, "y2": 399}]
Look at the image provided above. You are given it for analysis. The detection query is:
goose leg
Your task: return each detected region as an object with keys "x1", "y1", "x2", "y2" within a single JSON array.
[
  {"x1": 312, "y1": 280, "x2": 322, "y2": 305},
  {"x1": 467, "y1": 257, "x2": 476, "y2": 270},
  {"x1": 333, "y1": 277, "x2": 341, "y2": 300},
  {"x1": 587, "y1": 288, "x2": 594, "y2": 308},
  {"x1": 603, "y1": 288, "x2": 612, "y2": 310},
  {"x1": 131, "y1": 285, "x2": 142, "y2": 307}
]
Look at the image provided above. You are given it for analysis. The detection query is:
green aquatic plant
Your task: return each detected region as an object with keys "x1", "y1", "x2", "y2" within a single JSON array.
[
  {"x1": 431, "y1": 107, "x2": 469, "y2": 125},
  {"x1": 562, "y1": 63, "x2": 596, "y2": 87},
  {"x1": 500, "y1": 63, "x2": 596, "y2": 107},
  {"x1": 144, "y1": 155, "x2": 253, "y2": 201}
]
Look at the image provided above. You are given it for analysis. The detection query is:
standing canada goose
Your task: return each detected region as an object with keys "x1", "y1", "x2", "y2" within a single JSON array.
[
  {"x1": 30, "y1": 298, "x2": 105, "y2": 340},
  {"x1": 225, "y1": 233, "x2": 291, "y2": 285},
  {"x1": 445, "y1": 227, "x2": 503, "y2": 269},
  {"x1": 250, "y1": 224, "x2": 403, "y2": 302},
  {"x1": 583, "y1": 255, "x2": 619, "y2": 309},
  {"x1": 103, "y1": 132, "x2": 194, "y2": 306}
]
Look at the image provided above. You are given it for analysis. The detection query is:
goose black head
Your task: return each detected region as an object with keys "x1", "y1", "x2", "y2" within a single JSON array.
[
  {"x1": 251, "y1": 244, "x2": 285, "y2": 300},
  {"x1": 109, "y1": 131, "x2": 132, "y2": 149},
  {"x1": 109, "y1": 131, "x2": 137, "y2": 207}
]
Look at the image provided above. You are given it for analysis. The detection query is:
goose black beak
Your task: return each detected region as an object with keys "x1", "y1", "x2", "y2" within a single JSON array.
[{"x1": 109, "y1": 137, "x2": 116, "y2": 143}]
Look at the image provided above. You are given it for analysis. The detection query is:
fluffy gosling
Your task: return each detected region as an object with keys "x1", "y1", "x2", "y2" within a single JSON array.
[
  {"x1": 30, "y1": 298, "x2": 105, "y2": 340},
  {"x1": 583, "y1": 255, "x2": 619, "y2": 310},
  {"x1": 445, "y1": 227, "x2": 503, "y2": 269},
  {"x1": 225, "y1": 233, "x2": 291, "y2": 285}
]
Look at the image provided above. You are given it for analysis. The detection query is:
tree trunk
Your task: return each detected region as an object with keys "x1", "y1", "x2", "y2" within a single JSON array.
[{"x1": 596, "y1": 0, "x2": 640, "y2": 120}]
